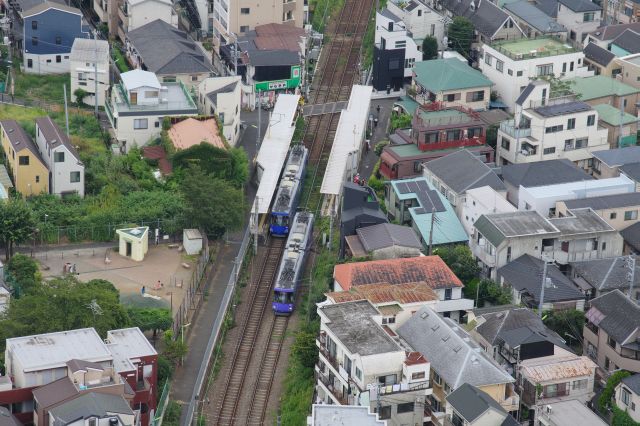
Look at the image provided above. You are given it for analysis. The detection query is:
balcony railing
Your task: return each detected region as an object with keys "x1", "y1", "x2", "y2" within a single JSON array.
[
  {"x1": 489, "y1": 36, "x2": 579, "y2": 61},
  {"x1": 379, "y1": 380, "x2": 431, "y2": 395},
  {"x1": 416, "y1": 136, "x2": 486, "y2": 152},
  {"x1": 500, "y1": 120, "x2": 531, "y2": 138},
  {"x1": 316, "y1": 371, "x2": 349, "y2": 405},
  {"x1": 318, "y1": 344, "x2": 340, "y2": 372}
]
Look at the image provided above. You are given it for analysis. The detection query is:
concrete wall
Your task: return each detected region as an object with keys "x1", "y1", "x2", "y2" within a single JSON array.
[
  {"x1": 460, "y1": 188, "x2": 515, "y2": 236},
  {"x1": 584, "y1": 325, "x2": 640, "y2": 374},
  {"x1": 198, "y1": 76, "x2": 242, "y2": 146},
  {"x1": 616, "y1": 55, "x2": 640, "y2": 90},
  {"x1": 126, "y1": 0, "x2": 176, "y2": 35},
  {"x1": 70, "y1": 59, "x2": 109, "y2": 107}
]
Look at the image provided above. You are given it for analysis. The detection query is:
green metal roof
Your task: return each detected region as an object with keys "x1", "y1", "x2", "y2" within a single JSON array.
[
  {"x1": 620, "y1": 135, "x2": 638, "y2": 148},
  {"x1": 413, "y1": 58, "x2": 493, "y2": 93},
  {"x1": 394, "y1": 96, "x2": 420, "y2": 116},
  {"x1": 388, "y1": 143, "x2": 473, "y2": 159},
  {"x1": 473, "y1": 215, "x2": 506, "y2": 247},
  {"x1": 593, "y1": 103, "x2": 638, "y2": 126},
  {"x1": 567, "y1": 76, "x2": 640, "y2": 100}
]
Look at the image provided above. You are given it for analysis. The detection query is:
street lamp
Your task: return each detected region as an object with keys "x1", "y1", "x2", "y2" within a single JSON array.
[{"x1": 181, "y1": 322, "x2": 191, "y2": 365}]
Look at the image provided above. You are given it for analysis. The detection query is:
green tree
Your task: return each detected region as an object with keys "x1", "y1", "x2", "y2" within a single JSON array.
[
  {"x1": 157, "y1": 355, "x2": 174, "y2": 392},
  {"x1": 434, "y1": 245, "x2": 480, "y2": 284},
  {"x1": 390, "y1": 113, "x2": 412, "y2": 131},
  {"x1": 179, "y1": 165, "x2": 244, "y2": 237},
  {"x1": 162, "y1": 401, "x2": 182, "y2": 426},
  {"x1": 448, "y1": 17, "x2": 474, "y2": 58},
  {"x1": 172, "y1": 143, "x2": 248, "y2": 188},
  {"x1": 464, "y1": 279, "x2": 512, "y2": 307},
  {"x1": 600, "y1": 370, "x2": 632, "y2": 412},
  {"x1": 162, "y1": 330, "x2": 188, "y2": 365},
  {"x1": 0, "y1": 199, "x2": 37, "y2": 260},
  {"x1": 422, "y1": 36, "x2": 439, "y2": 60},
  {"x1": 6, "y1": 254, "x2": 40, "y2": 296},
  {"x1": 292, "y1": 327, "x2": 319, "y2": 369},
  {"x1": 127, "y1": 307, "x2": 172, "y2": 339},
  {"x1": 73, "y1": 88, "x2": 88, "y2": 105},
  {"x1": 543, "y1": 309, "x2": 585, "y2": 348}
]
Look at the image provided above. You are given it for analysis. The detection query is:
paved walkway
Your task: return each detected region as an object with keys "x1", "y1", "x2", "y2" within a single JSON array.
[{"x1": 359, "y1": 98, "x2": 397, "y2": 178}]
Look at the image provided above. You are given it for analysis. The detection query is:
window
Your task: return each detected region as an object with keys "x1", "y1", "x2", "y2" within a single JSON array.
[
  {"x1": 445, "y1": 93, "x2": 457, "y2": 102},
  {"x1": 496, "y1": 59, "x2": 504, "y2": 73},
  {"x1": 31, "y1": 20, "x2": 37, "y2": 30},
  {"x1": 508, "y1": 69, "x2": 513, "y2": 75},
  {"x1": 507, "y1": 246, "x2": 512, "y2": 262},
  {"x1": 432, "y1": 371, "x2": 442, "y2": 385},
  {"x1": 570, "y1": 61, "x2": 574, "y2": 72},
  {"x1": 27, "y1": 59, "x2": 33, "y2": 68},
  {"x1": 484, "y1": 53, "x2": 493, "y2": 66},
  {"x1": 411, "y1": 371, "x2": 425, "y2": 380},
  {"x1": 355, "y1": 367, "x2": 362, "y2": 380},
  {"x1": 145, "y1": 91, "x2": 159, "y2": 98},
  {"x1": 444, "y1": 288, "x2": 452, "y2": 300},
  {"x1": 413, "y1": 161, "x2": 422, "y2": 173},
  {"x1": 240, "y1": 25, "x2": 249, "y2": 32},
  {"x1": 622, "y1": 388, "x2": 631, "y2": 405},
  {"x1": 469, "y1": 90, "x2": 484, "y2": 102},
  {"x1": 567, "y1": 118, "x2": 575, "y2": 129},
  {"x1": 584, "y1": 12, "x2": 595, "y2": 21},
  {"x1": 378, "y1": 374, "x2": 397, "y2": 386},
  {"x1": 56, "y1": 55, "x2": 61, "y2": 63},
  {"x1": 444, "y1": 382, "x2": 451, "y2": 394},
  {"x1": 625, "y1": 210, "x2": 638, "y2": 221},
  {"x1": 430, "y1": 23, "x2": 435, "y2": 36},
  {"x1": 155, "y1": 121, "x2": 160, "y2": 128},
  {"x1": 545, "y1": 125, "x2": 563, "y2": 133},
  {"x1": 88, "y1": 419, "x2": 97, "y2": 426},
  {"x1": 397, "y1": 402, "x2": 414, "y2": 414},
  {"x1": 240, "y1": 7, "x2": 250, "y2": 13},
  {"x1": 608, "y1": 335, "x2": 617, "y2": 348},
  {"x1": 587, "y1": 114, "x2": 596, "y2": 126},
  {"x1": 394, "y1": 40, "x2": 406, "y2": 48},
  {"x1": 382, "y1": 316, "x2": 396, "y2": 324},
  {"x1": 55, "y1": 36, "x2": 61, "y2": 45},
  {"x1": 602, "y1": 241, "x2": 606, "y2": 251},
  {"x1": 35, "y1": 175, "x2": 39, "y2": 183},
  {"x1": 54, "y1": 152, "x2": 65, "y2": 162},
  {"x1": 610, "y1": 212, "x2": 617, "y2": 219},
  {"x1": 468, "y1": 127, "x2": 482, "y2": 138},
  {"x1": 563, "y1": 62, "x2": 567, "y2": 73},
  {"x1": 572, "y1": 379, "x2": 588, "y2": 390},
  {"x1": 418, "y1": 9, "x2": 422, "y2": 16},
  {"x1": 543, "y1": 147, "x2": 556, "y2": 155},
  {"x1": 575, "y1": 138, "x2": 588, "y2": 149},
  {"x1": 564, "y1": 139, "x2": 574, "y2": 151},
  {"x1": 32, "y1": 36, "x2": 38, "y2": 46},
  {"x1": 632, "y1": 402, "x2": 636, "y2": 411},
  {"x1": 18, "y1": 156, "x2": 29, "y2": 165},
  {"x1": 404, "y1": 58, "x2": 415, "y2": 68},
  {"x1": 378, "y1": 406, "x2": 391, "y2": 420},
  {"x1": 446, "y1": 129, "x2": 461, "y2": 140},
  {"x1": 536, "y1": 64, "x2": 553, "y2": 76},
  {"x1": 517, "y1": 70, "x2": 523, "y2": 76},
  {"x1": 191, "y1": 75, "x2": 198, "y2": 81},
  {"x1": 133, "y1": 118, "x2": 148, "y2": 129},
  {"x1": 70, "y1": 171, "x2": 81, "y2": 183}
]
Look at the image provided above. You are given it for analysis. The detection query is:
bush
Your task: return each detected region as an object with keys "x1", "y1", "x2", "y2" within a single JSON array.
[
  {"x1": 600, "y1": 370, "x2": 632, "y2": 412},
  {"x1": 163, "y1": 401, "x2": 182, "y2": 426},
  {"x1": 374, "y1": 139, "x2": 389, "y2": 156},
  {"x1": 390, "y1": 113, "x2": 412, "y2": 132}
]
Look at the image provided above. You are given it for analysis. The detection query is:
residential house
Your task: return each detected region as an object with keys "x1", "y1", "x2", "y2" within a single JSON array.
[
  {"x1": 105, "y1": 69, "x2": 198, "y2": 152},
  {"x1": 0, "y1": 165, "x2": 12, "y2": 198},
  {"x1": 380, "y1": 104, "x2": 493, "y2": 180},
  {"x1": 332, "y1": 255, "x2": 474, "y2": 322},
  {"x1": 308, "y1": 405, "x2": 386, "y2": 426},
  {"x1": 556, "y1": 192, "x2": 640, "y2": 230},
  {"x1": 471, "y1": 208, "x2": 623, "y2": 278},
  {"x1": 34, "y1": 116, "x2": 84, "y2": 198},
  {"x1": 411, "y1": 59, "x2": 494, "y2": 110},
  {"x1": 387, "y1": 0, "x2": 446, "y2": 49},
  {"x1": 619, "y1": 163, "x2": 640, "y2": 191},
  {"x1": 441, "y1": 0, "x2": 524, "y2": 56},
  {"x1": 423, "y1": 149, "x2": 506, "y2": 218},
  {"x1": 610, "y1": 29, "x2": 640, "y2": 56},
  {"x1": 583, "y1": 42, "x2": 619, "y2": 76},
  {"x1": 615, "y1": 53, "x2": 640, "y2": 90},
  {"x1": 47, "y1": 392, "x2": 136, "y2": 426},
  {"x1": 615, "y1": 374, "x2": 640, "y2": 423},
  {"x1": 501, "y1": 159, "x2": 593, "y2": 206},
  {"x1": 592, "y1": 103, "x2": 638, "y2": 147},
  {"x1": 20, "y1": 0, "x2": 90, "y2": 75},
  {"x1": 114, "y1": 0, "x2": 177, "y2": 43},
  {"x1": 0, "y1": 327, "x2": 157, "y2": 425},
  {"x1": 504, "y1": 0, "x2": 567, "y2": 39},
  {"x1": 340, "y1": 182, "x2": 388, "y2": 258},
  {"x1": 461, "y1": 186, "x2": 517, "y2": 237},
  {"x1": 397, "y1": 306, "x2": 519, "y2": 424},
  {"x1": 479, "y1": 37, "x2": 592, "y2": 112},
  {"x1": 344, "y1": 223, "x2": 423, "y2": 260},
  {"x1": 570, "y1": 257, "x2": 640, "y2": 300},
  {"x1": 445, "y1": 384, "x2": 519, "y2": 426},
  {"x1": 315, "y1": 300, "x2": 432, "y2": 425},
  {"x1": 583, "y1": 289, "x2": 640, "y2": 375},
  {"x1": 537, "y1": 399, "x2": 607, "y2": 425},
  {"x1": 125, "y1": 20, "x2": 214, "y2": 89},
  {"x1": 372, "y1": 9, "x2": 421, "y2": 92},
  {"x1": 517, "y1": 175, "x2": 635, "y2": 217},
  {"x1": 602, "y1": 0, "x2": 640, "y2": 24},
  {"x1": 622, "y1": 223, "x2": 640, "y2": 253},
  {"x1": 197, "y1": 76, "x2": 242, "y2": 146},
  {"x1": 497, "y1": 82, "x2": 609, "y2": 168},
  {"x1": 0, "y1": 120, "x2": 49, "y2": 196},
  {"x1": 385, "y1": 177, "x2": 469, "y2": 249},
  {"x1": 497, "y1": 254, "x2": 586, "y2": 311},
  {"x1": 567, "y1": 75, "x2": 640, "y2": 115},
  {"x1": 167, "y1": 118, "x2": 226, "y2": 151},
  {"x1": 69, "y1": 38, "x2": 109, "y2": 108},
  {"x1": 554, "y1": 0, "x2": 602, "y2": 43},
  {"x1": 592, "y1": 147, "x2": 640, "y2": 179},
  {"x1": 585, "y1": 22, "x2": 640, "y2": 47}
]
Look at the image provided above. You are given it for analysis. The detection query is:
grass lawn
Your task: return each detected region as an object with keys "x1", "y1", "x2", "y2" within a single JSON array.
[{"x1": 12, "y1": 70, "x2": 70, "y2": 106}]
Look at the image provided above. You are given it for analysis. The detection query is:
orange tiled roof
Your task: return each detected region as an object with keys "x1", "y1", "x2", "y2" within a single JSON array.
[
  {"x1": 405, "y1": 351, "x2": 428, "y2": 365},
  {"x1": 326, "y1": 282, "x2": 438, "y2": 305},
  {"x1": 168, "y1": 118, "x2": 226, "y2": 150},
  {"x1": 333, "y1": 256, "x2": 463, "y2": 291}
]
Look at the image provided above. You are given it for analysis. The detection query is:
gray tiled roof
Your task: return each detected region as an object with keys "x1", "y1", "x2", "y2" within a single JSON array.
[
  {"x1": 475, "y1": 307, "x2": 564, "y2": 346},
  {"x1": 49, "y1": 392, "x2": 133, "y2": 424},
  {"x1": 442, "y1": 0, "x2": 512, "y2": 39},
  {"x1": 355, "y1": 223, "x2": 422, "y2": 252},
  {"x1": 32, "y1": 377, "x2": 77, "y2": 408},
  {"x1": 446, "y1": 383, "x2": 507, "y2": 422},
  {"x1": 498, "y1": 254, "x2": 585, "y2": 303},
  {"x1": 549, "y1": 208, "x2": 615, "y2": 235},
  {"x1": 571, "y1": 256, "x2": 640, "y2": 292},
  {"x1": 621, "y1": 223, "x2": 640, "y2": 252},
  {"x1": 531, "y1": 0, "x2": 558, "y2": 18},
  {"x1": 563, "y1": 192, "x2": 640, "y2": 210},
  {"x1": 620, "y1": 163, "x2": 640, "y2": 182},
  {"x1": 127, "y1": 19, "x2": 213, "y2": 75},
  {"x1": 505, "y1": 0, "x2": 566, "y2": 33},
  {"x1": 0, "y1": 120, "x2": 45, "y2": 162},
  {"x1": 501, "y1": 159, "x2": 593, "y2": 188},
  {"x1": 559, "y1": 0, "x2": 601, "y2": 12},
  {"x1": 474, "y1": 211, "x2": 559, "y2": 247},
  {"x1": 380, "y1": 7, "x2": 401, "y2": 22},
  {"x1": 35, "y1": 116, "x2": 81, "y2": 161},
  {"x1": 612, "y1": 29, "x2": 640, "y2": 54},
  {"x1": 425, "y1": 149, "x2": 505, "y2": 195},
  {"x1": 398, "y1": 307, "x2": 514, "y2": 388},
  {"x1": 622, "y1": 374, "x2": 640, "y2": 395},
  {"x1": 589, "y1": 22, "x2": 640, "y2": 41},
  {"x1": 584, "y1": 42, "x2": 616, "y2": 67},
  {"x1": 587, "y1": 289, "x2": 640, "y2": 343},
  {"x1": 206, "y1": 81, "x2": 239, "y2": 106},
  {"x1": 594, "y1": 147, "x2": 640, "y2": 167}
]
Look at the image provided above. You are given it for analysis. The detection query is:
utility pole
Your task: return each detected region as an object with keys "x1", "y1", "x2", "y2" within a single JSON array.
[
  {"x1": 256, "y1": 89, "x2": 261, "y2": 155},
  {"x1": 93, "y1": 29, "x2": 99, "y2": 116},
  {"x1": 428, "y1": 207, "x2": 436, "y2": 255},
  {"x1": 63, "y1": 84, "x2": 70, "y2": 136},
  {"x1": 538, "y1": 256, "x2": 551, "y2": 317},
  {"x1": 618, "y1": 96, "x2": 625, "y2": 148},
  {"x1": 626, "y1": 255, "x2": 636, "y2": 300},
  {"x1": 253, "y1": 197, "x2": 259, "y2": 255}
]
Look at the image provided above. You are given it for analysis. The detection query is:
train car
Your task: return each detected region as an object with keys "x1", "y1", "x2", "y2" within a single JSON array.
[
  {"x1": 269, "y1": 144, "x2": 308, "y2": 236},
  {"x1": 273, "y1": 212, "x2": 315, "y2": 315}
]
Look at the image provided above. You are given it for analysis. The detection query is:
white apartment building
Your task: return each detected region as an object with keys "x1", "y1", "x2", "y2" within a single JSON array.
[
  {"x1": 105, "y1": 70, "x2": 198, "y2": 152},
  {"x1": 497, "y1": 84, "x2": 609, "y2": 168},
  {"x1": 197, "y1": 76, "x2": 242, "y2": 146},
  {"x1": 556, "y1": 0, "x2": 602, "y2": 44},
  {"x1": 375, "y1": 9, "x2": 421, "y2": 79},
  {"x1": 34, "y1": 117, "x2": 85, "y2": 198},
  {"x1": 315, "y1": 300, "x2": 432, "y2": 425},
  {"x1": 479, "y1": 37, "x2": 593, "y2": 111},
  {"x1": 69, "y1": 38, "x2": 109, "y2": 108},
  {"x1": 461, "y1": 186, "x2": 517, "y2": 237},
  {"x1": 387, "y1": 0, "x2": 446, "y2": 49},
  {"x1": 116, "y1": 0, "x2": 177, "y2": 42}
]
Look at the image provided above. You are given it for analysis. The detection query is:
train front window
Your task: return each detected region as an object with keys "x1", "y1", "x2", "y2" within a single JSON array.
[
  {"x1": 274, "y1": 292, "x2": 293, "y2": 304},
  {"x1": 273, "y1": 215, "x2": 289, "y2": 227}
]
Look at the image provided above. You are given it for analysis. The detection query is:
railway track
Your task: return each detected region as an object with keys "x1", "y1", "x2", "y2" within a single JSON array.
[{"x1": 210, "y1": 237, "x2": 285, "y2": 425}]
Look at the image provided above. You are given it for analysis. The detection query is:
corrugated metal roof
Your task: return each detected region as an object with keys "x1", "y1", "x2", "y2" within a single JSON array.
[
  {"x1": 519, "y1": 348, "x2": 597, "y2": 382},
  {"x1": 320, "y1": 85, "x2": 372, "y2": 196},
  {"x1": 326, "y1": 282, "x2": 438, "y2": 304}
]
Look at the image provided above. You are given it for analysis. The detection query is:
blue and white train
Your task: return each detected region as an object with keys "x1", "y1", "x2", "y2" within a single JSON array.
[
  {"x1": 270, "y1": 144, "x2": 308, "y2": 237},
  {"x1": 272, "y1": 212, "x2": 315, "y2": 315}
]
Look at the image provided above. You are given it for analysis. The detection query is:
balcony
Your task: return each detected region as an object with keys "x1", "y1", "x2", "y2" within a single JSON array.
[
  {"x1": 379, "y1": 380, "x2": 431, "y2": 396},
  {"x1": 500, "y1": 120, "x2": 531, "y2": 138},
  {"x1": 500, "y1": 394, "x2": 520, "y2": 412},
  {"x1": 416, "y1": 136, "x2": 486, "y2": 152},
  {"x1": 433, "y1": 297, "x2": 474, "y2": 313},
  {"x1": 316, "y1": 340, "x2": 340, "y2": 372},
  {"x1": 316, "y1": 371, "x2": 349, "y2": 405}
]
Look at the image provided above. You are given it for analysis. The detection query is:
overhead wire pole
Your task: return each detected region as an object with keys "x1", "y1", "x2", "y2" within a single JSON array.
[
  {"x1": 427, "y1": 207, "x2": 436, "y2": 255},
  {"x1": 63, "y1": 84, "x2": 70, "y2": 136},
  {"x1": 93, "y1": 29, "x2": 99, "y2": 116},
  {"x1": 626, "y1": 255, "x2": 636, "y2": 300},
  {"x1": 538, "y1": 256, "x2": 551, "y2": 317}
]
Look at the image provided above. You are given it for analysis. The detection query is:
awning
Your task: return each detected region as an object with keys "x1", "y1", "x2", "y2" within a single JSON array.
[{"x1": 489, "y1": 100, "x2": 509, "y2": 109}]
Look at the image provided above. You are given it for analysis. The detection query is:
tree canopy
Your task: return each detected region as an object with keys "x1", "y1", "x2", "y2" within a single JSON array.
[
  {"x1": 6, "y1": 254, "x2": 40, "y2": 297},
  {"x1": 434, "y1": 245, "x2": 480, "y2": 284},
  {"x1": 172, "y1": 143, "x2": 248, "y2": 188},
  {"x1": 448, "y1": 17, "x2": 474, "y2": 58},
  {"x1": 464, "y1": 279, "x2": 512, "y2": 307},
  {"x1": 0, "y1": 198, "x2": 36, "y2": 260},
  {"x1": 127, "y1": 307, "x2": 172, "y2": 338},
  {"x1": 422, "y1": 36, "x2": 439, "y2": 60}
]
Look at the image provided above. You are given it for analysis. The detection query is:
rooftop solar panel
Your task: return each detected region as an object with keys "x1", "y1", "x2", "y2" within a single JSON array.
[
  {"x1": 397, "y1": 182, "x2": 410, "y2": 194},
  {"x1": 534, "y1": 101, "x2": 591, "y2": 117}
]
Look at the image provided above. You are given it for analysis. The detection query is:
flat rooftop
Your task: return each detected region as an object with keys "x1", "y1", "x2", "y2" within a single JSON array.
[
  {"x1": 106, "y1": 327, "x2": 157, "y2": 373},
  {"x1": 319, "y1": 300, "x2": 401, "y2": 356},
  {"x1": 480, "y1": 211, "x2": 560, "y2": 238},
  {"x1": 113, "y1": 83, "x2": 197, "y2": 114},
  {"x1": 418, "y1": 108, "x2": 475, "y2": 127},
  {"x1": 523, "y1": 175, "x2": 634, "y2": 199},
  {"x1": 539, "y1": 400, "x2": 606, "y2": 425},
  {"x1": 491, "y1": 37, "x2": 577, "y2": 60},
  {"x1": 549, "y1": 208, "x2": 614, "y2": 235}
]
